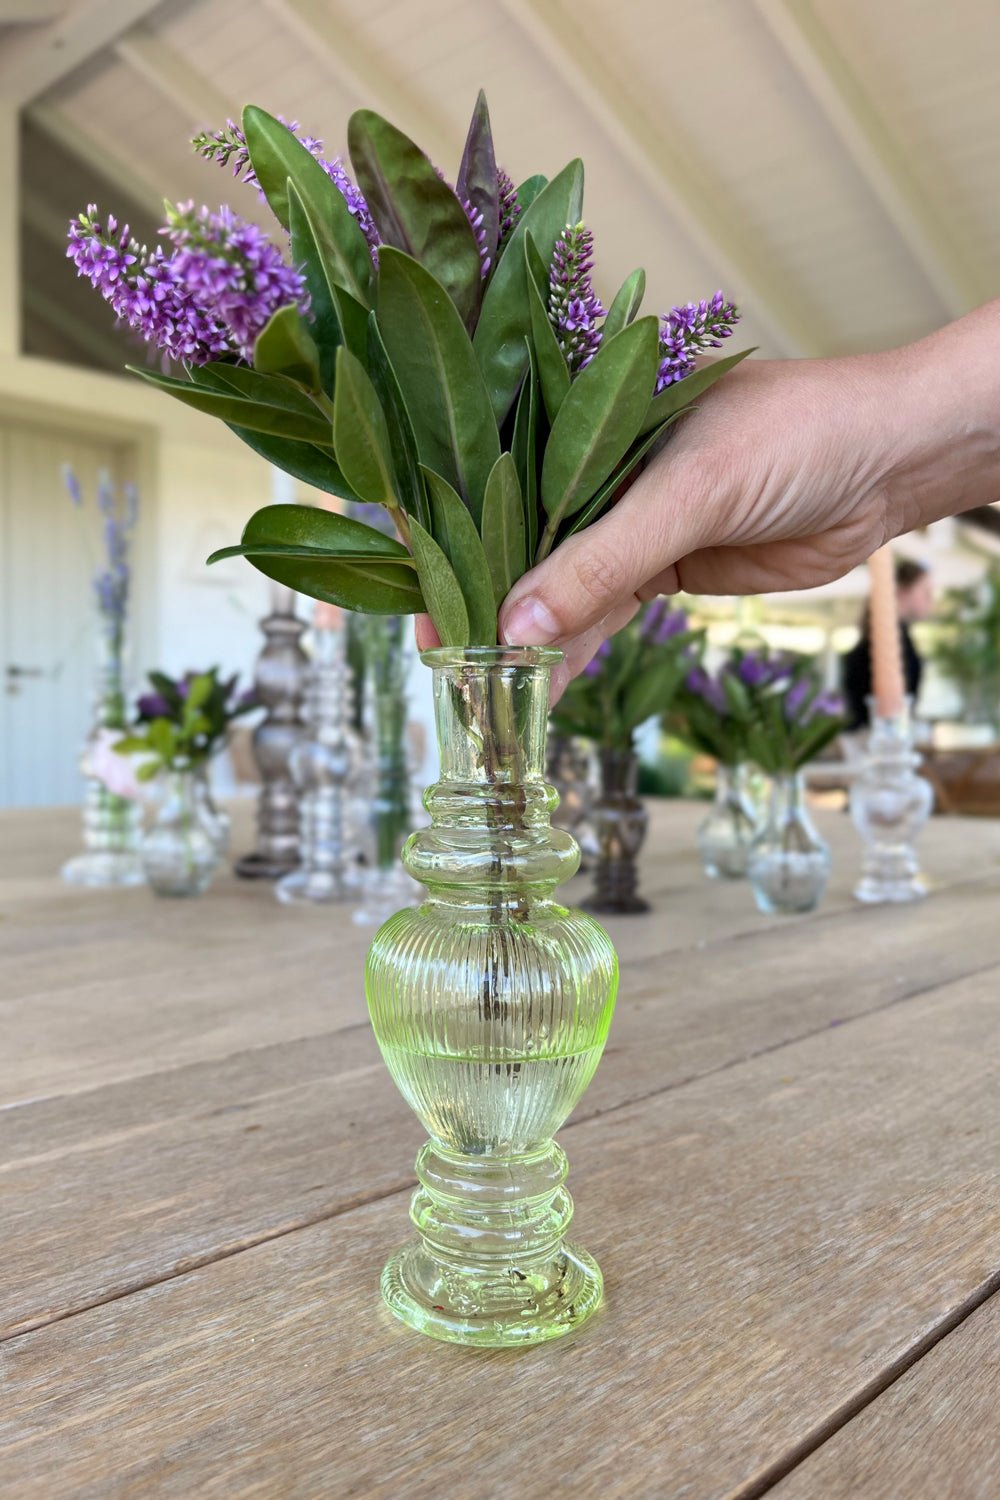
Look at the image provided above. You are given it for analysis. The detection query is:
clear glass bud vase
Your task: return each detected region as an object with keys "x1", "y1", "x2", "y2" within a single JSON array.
[
  {"x1": 748, "y1": 770, "x2": 830, "y2": 914},
  {"x1": 366, "y1": 648, "x2": 619, "y2": 1347},
  {"x1": 850, "y1": 697, "x2": 932, "y2": 903},
  {"x1": 698, "y1": 762, "x2": 758, "y2": 879},
  {"x1": 141, "y1": 768, "x2": 220, "y2": 898},
  {"x1": 61, "y1": 632, "x2": 144, "y2": 888}
]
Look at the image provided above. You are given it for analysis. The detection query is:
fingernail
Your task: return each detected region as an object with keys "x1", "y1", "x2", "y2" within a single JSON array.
[{"x1": 501, "y1": 596, "x2": 560, "y2": 645}]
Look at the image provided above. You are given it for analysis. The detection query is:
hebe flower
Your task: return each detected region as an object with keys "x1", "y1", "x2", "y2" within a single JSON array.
[
  {"x1": 193, "y1": 118, "x2": 380, "y2": 264},
  {"x1": 548, "y1": 222, "x2": 606, "y2": 375},
  {"x1": 68, "y1": 201, "x2": 309, "y2": 366},
  {"x1": 582, "y1": 639, "x2": 612, "y2": 678},
  {"x1": 656, "y1": 291, "x2": 740, "y2": 393},
  {"x1": 641, "y1": 599, "x2": 689, "y2": 645},
  {"x1": 497, "y1": 168, "x2": 521, "y2": 249}
]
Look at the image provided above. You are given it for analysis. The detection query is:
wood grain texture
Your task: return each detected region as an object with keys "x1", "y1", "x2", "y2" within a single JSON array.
[
  {"x1": 770, "y1": 1293, "x2": 1000, "y2": 1499},
  {"x1": 5, "y1": 845, "x2": 1000, "y2": 1341},
  {"x1": 3, "y1": 971, "x2": 1000, "y2": 1497}
]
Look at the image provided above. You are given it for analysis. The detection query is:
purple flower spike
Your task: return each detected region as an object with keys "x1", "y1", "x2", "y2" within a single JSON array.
[
  {"x1": 497, "y1": 168, "x2": 521, "y2": 250},
  {"x1": 655, "y1": 289, "x2": 740, "y2": 394},
  {"x1": 784, "y1": 679, "x2": 812, "y2": 721},
  {"x1": 63, "y1": 465, "x2": 83, "y2": 507},
  {"x1": 138, "y1": 691, "x2": 171, "y2": 719},
  {"x1": 737, "y1": 653, "x2": 770, "y2": 687},
  {"x1": 548, "y1": 222, "x2": 606, "y2": 375},
  {"x1": 583, "y1": 639, "x2": 612, "y2": 677}
]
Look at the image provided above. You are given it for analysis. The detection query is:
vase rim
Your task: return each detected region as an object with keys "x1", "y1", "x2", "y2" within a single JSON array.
[{"x1": 420, "y1": 645, "x2": 564, "y2": 668}]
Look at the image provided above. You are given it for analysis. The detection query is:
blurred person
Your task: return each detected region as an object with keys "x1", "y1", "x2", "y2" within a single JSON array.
[{"x1": 840, "y1": 559, "x2": 934, "y2": 730}]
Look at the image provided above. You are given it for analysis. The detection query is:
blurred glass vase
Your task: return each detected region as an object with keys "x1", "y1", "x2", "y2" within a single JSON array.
[
  {"x1": 366, "y1": 648, "x2": 618, "y2": 1347},
  {"x1": 698, "y1": 762, "x2": 758, "y2": 879},
  {"x1": 748, "y1": 771, "x2": 830, "y2": 914},
  {"x1": 850, "y1": 699, "x2": 932, "y2": 903},
  {"x1": 585, "y1": 746, "x2": 649, "y2": 914},
  {"x1": 141, "y1": 768, "x2": 219, "y2": 897}
]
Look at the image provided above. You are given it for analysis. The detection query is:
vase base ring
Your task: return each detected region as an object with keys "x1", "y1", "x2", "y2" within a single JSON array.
[
  {"x1": 380, "y1": 1240, "x2": 604, "y2": 1347},
  {"x1": 853, "y1": 875, "x2": 927, "y2": 905},
  {"x1": 60, "y1": 852, "x2": 145, "y2": 889},
  {"x1": 581, "y1": 895, "x2": 650, "y2": 916}
]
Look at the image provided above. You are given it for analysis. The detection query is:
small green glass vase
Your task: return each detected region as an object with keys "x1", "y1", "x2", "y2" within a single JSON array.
[{"x1": 366, "y1": 647, "x2": 619, "y2": 1347}]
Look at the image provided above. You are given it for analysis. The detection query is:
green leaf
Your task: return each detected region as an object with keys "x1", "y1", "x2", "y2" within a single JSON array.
[
  {"x1": 222, "y1": 426, "x2": 357, "y2": 502},
  {"x1": 366, "y1": 313, "x2": 429, "y2": 529},
  {"x1": 563, "y1": 408, "x2": 691, "y2": 538},
  {"x1": 191, "y1": 361, "x2": 321, "y2": 418},
  {"x1": 603, "y1": 268, "x2": 646, "y2": 342},
  {"x1": 376, "y1": 248, "x2": 499, "y2": 524},
  {"x1": 473, "y1": 158, "x2": 584, "y2": 424},
  {"x1": 128, "y1": 366, "x2": 332, "y2": 444},
  {"x1": 407, "y1": 517, "x2": 470, "y2": 646},
  {"x1": 640, "y1": 348, "x2": 754, "y2": 435},
  {"x1": 253, "y1": 305, "x2": 323, "y2": 391},
  {"x1": 512, "y1": 338, "x2": 540, "y2": 560},
  {"x1": 456, "y1": 88, "x2": 499, "y2": 272},
  {"x1": 288, "y1": 180, "x2": 339, "y2": 389},
  {"x1": 540, "y1": 316, "x2": 660, "y2": 533},
  {"x1": 242, "y1": 105, "x2": 372, "y2": 306},
  {"x1": 185, "y1": 673, "x2": 214, "y2": 712},
  {"x1": 481, "y1": 452, "x2": 526, "y2": 608},
  {"x1": 621, "y1": 657, "x2": 687, "y2": 732},
  {"x1": 348, "y1": 108, "x2": 482, "y2": 329},
  {"x1": 516, "y1": 175, "x2": 547, "y2": 213},
  {"x1": 421, "y1": 467, "x2": 497, "y2": 645},
  {"x1": 208, "y1": 504, "x2": 423, "y2": 614},
  {"x1": 525, "y1": 237, "x2": 570, "y2": 425},
  {"x1": 332, "y1": 345, "x2": 395, "y2": 505}
]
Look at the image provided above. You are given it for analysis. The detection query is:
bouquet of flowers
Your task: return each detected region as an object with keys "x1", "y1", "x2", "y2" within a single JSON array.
[
  {"x1": 677, "y1": 648, "x2": 845, "y2": 772},
  {"x1": 551, "y1": 601, "x2": 701, "y2": 749},
  {"x1": 68, "y1": 93, "x2": 748, "y2": 641},
  {"x1": 115, "y1": 668, "x2": 256, "y2": 778}
]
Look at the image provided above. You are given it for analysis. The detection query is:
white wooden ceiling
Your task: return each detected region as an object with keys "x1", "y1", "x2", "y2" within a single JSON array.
[{"x1": 3, "y1": 0, "x2": 999, "y2": 374}]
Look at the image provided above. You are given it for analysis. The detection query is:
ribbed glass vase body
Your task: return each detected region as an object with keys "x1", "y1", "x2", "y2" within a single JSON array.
[
  {"x1": 366, "y1": 648, "x2": 618, "y2": 1346},
  {"x1": 698, "y1": 762, "x2": 758, "y2": 879}
]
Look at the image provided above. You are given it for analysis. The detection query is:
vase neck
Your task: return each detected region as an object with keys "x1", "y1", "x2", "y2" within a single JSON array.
[
  {"x1": 767, "y1": 770, "x2": 809, "y2": 824},
  {"x1": 598, "y1": 745, "x2": 638, "y2": 797},
  {"x1": 406, "y1": 649, "x2": 576, "y2": 909},
  {"x1": 715, "y1": 761, "x2": 750, "y2": 805}
]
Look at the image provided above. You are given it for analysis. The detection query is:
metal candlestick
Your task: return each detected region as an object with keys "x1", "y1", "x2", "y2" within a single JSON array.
[
  {"x1": 850, "y1": 696, "x2": 932, "y2": 904},
  {"x1": 276, "y1": 625, "x2": 362, "y2": 904},
  {"x1": 235, "y1": 607, "x2": 308, "y2": 880}
]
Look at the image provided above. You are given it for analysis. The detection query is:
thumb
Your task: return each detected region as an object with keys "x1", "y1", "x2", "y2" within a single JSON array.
[{"x1": 499, "y1": 480, "x2": 692, "y2": 645}]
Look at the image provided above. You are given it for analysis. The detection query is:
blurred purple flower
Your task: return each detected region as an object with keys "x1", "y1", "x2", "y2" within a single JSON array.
[
  {"x1": 137, "y1": 691, "x2": 171, "y2": 719},
  {"x1": 63, "y1": 465, "x2": 83, "y2": 507},
  {"x1": 686, "y1": 665, "x2": 728, "y2": 714},
  {"x1": 810, "y1": 691, "x2": 844, "y2": 720},
  {"x1": 736, "y1": 652, "x2": 770, "y2": 687},
  {"x1": 784, "y1": 678, "x2": 812, "y2": 720},
  {"x1": 583, "y1": 639, "x2": 612, "y2": 677},
  {"x1": 641, "y1": 599, "x2": 688, "y2": 645}
]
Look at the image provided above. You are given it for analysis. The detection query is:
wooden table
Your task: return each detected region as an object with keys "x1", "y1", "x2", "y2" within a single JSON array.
[{"x1": 3, "y1": 801, "x2": 1000, "y2": 1498}]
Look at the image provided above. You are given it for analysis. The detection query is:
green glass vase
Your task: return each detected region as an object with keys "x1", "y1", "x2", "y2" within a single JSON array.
[{"x1": 366, "y1": 647, "x2": 619, "y2": 1347}]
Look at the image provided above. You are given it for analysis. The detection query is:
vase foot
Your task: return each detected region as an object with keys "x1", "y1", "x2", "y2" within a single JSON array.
[
  {"x1": 581, "y1": 895, "x2": 650, "y2": 915},
  {"x1": 234, "y1": 850, "x2": 299, "y2": 880},
  {"x1": 380, "y1": 1240, "x2": 603, "y2": 1347},
  {"x1": 60, "y1": 851, "x2": 145, "y2": 888},
  {"x1": 853, "y1": 874, "x2": 927, "y2": 904}
]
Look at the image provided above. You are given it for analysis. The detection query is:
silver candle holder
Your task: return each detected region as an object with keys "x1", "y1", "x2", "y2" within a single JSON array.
[
  {"x1": 850, "y1": 696, "x2": 933, "y2": 904},
  {"x1": 276, "y1": 624, "x2": 362, "y2": 905},
  {"x1": 235, "y1": 606, "x2": 308, "y2": 880}
]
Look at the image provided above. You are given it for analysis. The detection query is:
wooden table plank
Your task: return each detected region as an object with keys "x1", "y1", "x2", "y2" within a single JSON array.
[
  {"x1": 2, "y1": 803, "x2": 995, "y2": 1105},
  {"x1": 770, "y1": 1293, "x2": 1000, "y2": 1500},
  {"x1": 3, "y1": 969, "x2": 1000, "y2": 1497},
  {"x1": 5, "y1": 871, "x2": 1000, "y2": 1341}
]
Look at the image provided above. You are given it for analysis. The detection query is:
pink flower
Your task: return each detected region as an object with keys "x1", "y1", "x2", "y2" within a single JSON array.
[{"x1": 82, "y1": 728, "x2": 146, "y2": 801}]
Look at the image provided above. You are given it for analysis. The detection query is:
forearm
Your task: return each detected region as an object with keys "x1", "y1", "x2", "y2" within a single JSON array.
[{"x1": 881, "y1": 299, "x2": 1000, "y2": 536}]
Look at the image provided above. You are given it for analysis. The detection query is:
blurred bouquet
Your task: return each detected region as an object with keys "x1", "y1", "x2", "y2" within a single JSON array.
[
  {"x1": 114, "y1": 668, "x2": 257, "y2": 780},
  {"x1": 551, "y1": 601, "x2": 702, "y2": 750},
  {"x1": 676, "y1": 647, "x2": 844, "y2": 772}
]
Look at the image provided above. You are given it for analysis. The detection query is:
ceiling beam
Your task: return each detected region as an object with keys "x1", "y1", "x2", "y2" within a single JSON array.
[
  {"x1": 494, "y1": 0, "x2": 820, "y2": 356},
  {"x1": 0, "y1": 0, "x2": 164, "y2": 107},
  {"x1": 259, "y1": 0, "x2": 457, "y2": 168},
  {"x1": 30, "y1": 101, "x2": 165, "y2": 223},
  {"x1": 115, "y1": 20, "x2": 237, "y2": 129},
  {"x1": 752, "y1": 0, "x2": 984, "y2": 318}
]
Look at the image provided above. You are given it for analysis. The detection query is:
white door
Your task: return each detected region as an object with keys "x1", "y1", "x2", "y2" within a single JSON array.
[{"x1": 0, "y1": 421, "x2": 141, "y2": 807}]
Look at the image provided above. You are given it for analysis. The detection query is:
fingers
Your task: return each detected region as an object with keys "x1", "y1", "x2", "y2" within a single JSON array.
[
  {"x1": 414, "y1": 614, "x2": 440, "y2": 652},
  {"x1": 499, "y1": 467, "x2": 700, "y2": 647},
  {"x1": 549, "y1": 599, "x2": 642, "y2": 704}
]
